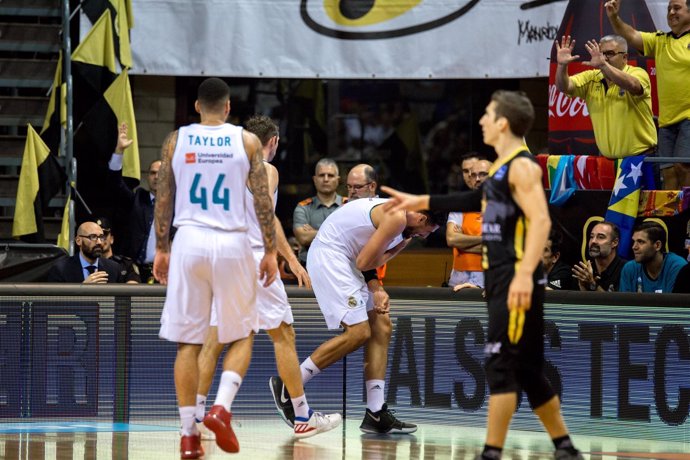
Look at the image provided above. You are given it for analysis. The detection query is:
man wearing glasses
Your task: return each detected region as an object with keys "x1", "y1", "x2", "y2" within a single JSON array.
[
  {"x1": 46, "y1": 221, "x2": 126, "y2": 283},
  {"x1": 446, "y1": 158, "x2": 492, "y2": 290},
  {"x1": 555, "y1": 34, "x2": 656, "y2": 160}
]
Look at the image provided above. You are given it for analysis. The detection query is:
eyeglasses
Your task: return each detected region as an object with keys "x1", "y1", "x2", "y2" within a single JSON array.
[
  {"x1": 602, "y1": 50, "x2": 625, "y2": 58},
  {"x1": 78, "y1": 234, "x2": 107, "y2": 242},
  {"x1": 470, "y1": 172, "x2": 489, "y2": 179},
  {"x1": 346, "y1": 182, "x2": 372, "y2": 191}
]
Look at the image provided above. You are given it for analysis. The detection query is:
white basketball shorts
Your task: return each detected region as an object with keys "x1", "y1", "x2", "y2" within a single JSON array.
[
  {"x1": 307, "y1": 240, "x2": 373, "y2": 330},
  {"x1": 159, "y1": 225, "x2": 258, "y2": 344},
  {"x1": 209, "y1": 250, "x2": 293, "y2": 330}
]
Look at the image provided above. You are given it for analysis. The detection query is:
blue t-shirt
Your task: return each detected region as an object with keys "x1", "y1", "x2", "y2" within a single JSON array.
[{"x1": 619, "y1": 252, "x2": 687, "y2": 293}]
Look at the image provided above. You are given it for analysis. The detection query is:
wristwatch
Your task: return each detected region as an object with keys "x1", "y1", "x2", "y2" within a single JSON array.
[{"x1": 589, "y1": 282, "x2": 598, "y2": 291}]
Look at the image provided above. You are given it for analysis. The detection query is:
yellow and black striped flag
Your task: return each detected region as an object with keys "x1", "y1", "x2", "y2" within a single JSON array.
[{"x1": 12, "y1": 125, "x2": 66, "y2": 241}]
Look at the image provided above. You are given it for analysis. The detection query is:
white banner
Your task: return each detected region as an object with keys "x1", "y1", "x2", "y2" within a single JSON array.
[{"x1": 125, "y1": 0, "x2": 668, "y2": 79}]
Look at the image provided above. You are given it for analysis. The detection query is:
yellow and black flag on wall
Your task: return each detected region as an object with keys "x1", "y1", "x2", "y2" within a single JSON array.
[
  {"x1": 82, "y1": 0, "x2": 133, "y2": 68},
  {"x1": 12, "y1": 125, "x2": 67, "y2": 241},
  {"x1": 40, "y1": 52, "x2": 66, "y2": 157},
  {"x1": 72, "y1": 10, "x2": 118, "y2": 124}
]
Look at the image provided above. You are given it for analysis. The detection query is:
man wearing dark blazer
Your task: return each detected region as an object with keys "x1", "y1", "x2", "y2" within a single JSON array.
[
  {"x1": 108, "y1": 122, "x2": 161, "y2": 282},
  {"x1": 46, "y1": 221, "x2": 125, "y2": 283}
]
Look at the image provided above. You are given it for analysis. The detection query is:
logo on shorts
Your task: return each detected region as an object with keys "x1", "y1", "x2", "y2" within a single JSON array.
[
  {"x1": 185, "y1": 152, "x2": 196, "y2": 163},
  {"x1": 347, "y1": 296, "x2": 358, "y2": 309}
]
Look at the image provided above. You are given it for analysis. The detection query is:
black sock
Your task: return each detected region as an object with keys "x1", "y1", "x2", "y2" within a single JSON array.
[
  {"x1": 552, "y1": 434, "x2": 578, "y2": 453},
  {"x1": 481, "y1": 444, "x2": 502, "y2": 460}
]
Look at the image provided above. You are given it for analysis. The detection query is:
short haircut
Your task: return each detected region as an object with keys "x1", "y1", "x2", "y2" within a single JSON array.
[
  {"x1": 245, "y1": 115, "x2": 279, "y2": 146},
  {"x1": 197, "y1": 78, "x2": 230, "y2": 112},
  {"x1": 315, "y1": 158, "x2": 339, "y2": 176},
  {"x1": 548, "y1": 227, "x2": 563, "y2": 256},
  {"x1": 361, "y1": 164, "x2": 378, "y2": 183},
  {"x1": 149, "y1": 158, "x2": 161, "y2": 171},
  {"x1": 600, "y1": 34, "x2": 628, "y2": 52},
  {"x1": 491, "y1": 90, "x2": 535, "y2": 138},
  {"x1": 460, "y1": 151, "x2": 483, "y2": 163},
  {"x1": 423, "y1": 210, "x2": 449, "y2": 229},
  {"x1": 597, "y1": 220, "x2": 620, "y2": 242},
  {"x1": 634, "y1": 221, "x2": 666, "y2": 248}
]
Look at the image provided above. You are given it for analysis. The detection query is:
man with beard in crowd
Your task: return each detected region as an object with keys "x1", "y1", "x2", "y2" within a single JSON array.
[
  {"x1": 46, "y1": 221, "x2": 126, "y2": 283},
  {"x1": 572, "y1": 221, "x2": 626, "y2": 292}
]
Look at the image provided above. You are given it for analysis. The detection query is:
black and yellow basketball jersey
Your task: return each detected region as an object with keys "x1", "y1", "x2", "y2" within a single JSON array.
[{"x1": 481, "y1": 148, "x2": 538, "y2": 271}]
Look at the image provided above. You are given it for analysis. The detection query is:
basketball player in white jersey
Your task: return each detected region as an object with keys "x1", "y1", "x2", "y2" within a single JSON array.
[
  {"x1": 153, "y1": 78, "x2": 277, "y2": 459},
  {"x1": 272, "y1": 197, "x2": 446, "y2": 434},
  {"x1": 194, "y1": 115, "x2": 341, "y2": 441}
]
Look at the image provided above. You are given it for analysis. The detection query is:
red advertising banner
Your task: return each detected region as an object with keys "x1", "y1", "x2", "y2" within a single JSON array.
[{"x1": 548, "y1": 0, "x2": 658, "y2": 156}]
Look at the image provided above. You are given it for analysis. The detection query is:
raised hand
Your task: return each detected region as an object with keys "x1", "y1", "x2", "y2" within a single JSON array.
[
  {"x1": 583, "y1": 39, "x2": 606, "y2": 69},
  {"x1": 604, "y1": 0, "x2": 620, "y2": 19},
  {"x1": 116, "y1": 122, "x2": 134, "y2": 154},
  {"x1": 555, "y1": 35, "x2": 580, "y2": 65}
]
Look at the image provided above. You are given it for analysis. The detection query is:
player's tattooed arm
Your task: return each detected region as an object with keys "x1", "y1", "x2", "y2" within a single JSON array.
[
  {"x1": 246, "y1": 133, "x2": 277, "y2": 253},
  {"x1": 154, "y1": 130, "x2": 178, "y2": 253}
]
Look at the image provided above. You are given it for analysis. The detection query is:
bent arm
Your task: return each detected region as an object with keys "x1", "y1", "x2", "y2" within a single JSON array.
[
  {"x1": 606, "y1": 1, "x2": 644, "y2": 52},
  {"x1": 356, "y1": 208, "x2": 408, "y2": 271},
  {"x1": 446, "y1": 221, "x2": 482, "y2": 251}
]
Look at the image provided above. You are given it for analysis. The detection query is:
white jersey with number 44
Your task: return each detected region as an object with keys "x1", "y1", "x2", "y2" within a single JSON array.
[{"x1": 172, "y1": 123, "x2": 250, "y2": 232}]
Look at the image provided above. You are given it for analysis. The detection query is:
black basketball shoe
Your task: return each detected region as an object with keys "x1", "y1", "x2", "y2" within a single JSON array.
[
  {"x1": 554, "y1": 448, "x2": 584, "y2": 460},
  {"x1": 269, "y1": 376, "x2": 295, "y2": 428},
  {"x1": 359, "y1": 403, "x2": 417, "y2": 434}
]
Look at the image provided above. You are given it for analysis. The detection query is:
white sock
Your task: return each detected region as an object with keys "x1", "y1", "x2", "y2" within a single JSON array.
[
  {"x1": 300, "y1": 357, "x2": 321, "y2": 385},
  {"x1": 291, "y1": 394, "x2": 311, "y2": 421},
  {"x1": 195, "y1": 394, "x2": 206, "y2": 422},
  {"x1": 179, "y1": 406, "x2": 198, "y2": 436},
  {"x1": 366, "y1": 380, "x2": 385, "y2": 412},
  {"x1": 214, "y1": 371, "x2": 242, "y2": 412}
]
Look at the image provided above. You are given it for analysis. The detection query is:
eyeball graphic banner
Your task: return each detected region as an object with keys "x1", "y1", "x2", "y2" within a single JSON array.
[{"x1": 125, "y1": 0, "x2": 669, "y2": 79}]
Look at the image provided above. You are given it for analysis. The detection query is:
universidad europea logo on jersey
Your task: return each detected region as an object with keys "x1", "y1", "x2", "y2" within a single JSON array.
[{"x1": 185, "y1": 153, "x2": 196, "y2": 164}]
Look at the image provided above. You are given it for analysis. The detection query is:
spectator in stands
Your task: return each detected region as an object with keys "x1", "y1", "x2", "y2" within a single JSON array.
[
  {"x1": 108, "y1": 122, "x2": 165, "y2": 283},
  {"x1": 572, "y1": 221, "x2": 626, "y2": 292},
  {"x1": 619, "y1": 221, "x2": 687, "y2": 293},
  {"x1": 46, "y1": 221, "x2": 125, "y2": 283},
  {"x1": 446, "y1": 157, "x2": 491, "y2": 290},
  {"x1": 555, "y1": 34, "x2": 656, "y2": 159},
  {"x1": 96, "y1": 216, "x2": 141, "y2": 284},
  {"x1": 293, "y1": 158, "x2": 345, "y2": 265},
  {"x1": 544, "y1": 228, "x2": 575, "y2": 290},
  {"x1": 606, "y1": 0, "x2": 690, "y2": 188}
]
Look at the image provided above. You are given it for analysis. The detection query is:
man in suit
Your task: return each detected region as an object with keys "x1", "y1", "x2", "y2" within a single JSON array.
[
  {"x1": 46, "y1": 221, "x2": 125, "y2": 283},
  {"x1": 108, "y1": 122, "x2": 161, "y2": 282}
]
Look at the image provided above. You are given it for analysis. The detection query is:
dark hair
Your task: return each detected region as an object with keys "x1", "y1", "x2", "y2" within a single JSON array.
[
  {"x1": 460, "y1": 151, "x2": 483, "y2": 163},
  {"x1": 597, "y1": 220, "x2": 620, "y2": 242},
  {"x1": 424, "y1": 210, "x2": 449, "y2": 228},
  {"x1": 491, "y1": 90, "x2": 535, "y2": 138},
  {"x1": 548, "y1": 227, "x2": 563, "y2": 256},
  {"x1": 245, "y1": 115, "x2": 279, "y2": 146},
  {"x1": 633, "y1": 221, "x2": 666, "y2": 248},
  {"x1": 197, "y1": 78, "x2": 230, "y2": 112}
]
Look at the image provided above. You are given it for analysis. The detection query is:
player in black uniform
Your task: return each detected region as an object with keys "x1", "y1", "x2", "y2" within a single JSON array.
[{"x1": 382, "y1": 91, "x2": 582, "y2": 460}]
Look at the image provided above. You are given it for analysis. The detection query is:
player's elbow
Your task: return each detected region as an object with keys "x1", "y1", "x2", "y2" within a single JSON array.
[{"x1": 356, "y1": 256, "x2": 375, "y2": 272}]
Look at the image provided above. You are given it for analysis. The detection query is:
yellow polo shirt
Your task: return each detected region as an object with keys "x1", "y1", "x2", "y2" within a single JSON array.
[
  {"x1": 568, "y1": 65, "x2": 656, "y2": 158},
  {"x1": 641, "y1": 30, "x2": 690, "y2": 127}
]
